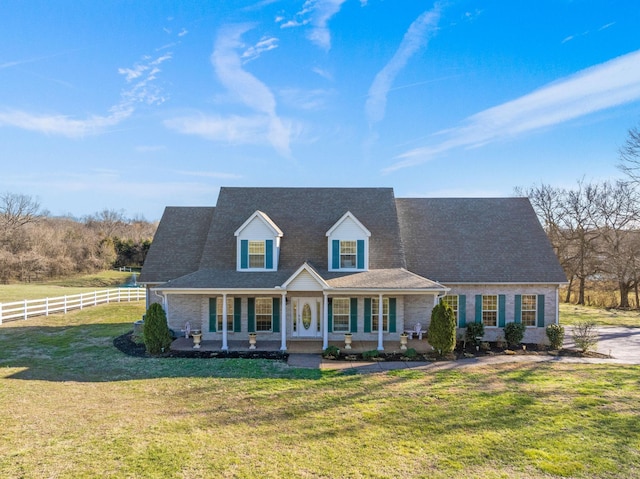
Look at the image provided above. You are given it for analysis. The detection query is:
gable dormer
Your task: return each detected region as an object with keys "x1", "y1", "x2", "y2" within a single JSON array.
[
  {"x1": 326, "y1": 211, "x2": 371, "y2": 271},
  {"x1": 234, "y1": 211, "x2": 283, "y2": 271}
]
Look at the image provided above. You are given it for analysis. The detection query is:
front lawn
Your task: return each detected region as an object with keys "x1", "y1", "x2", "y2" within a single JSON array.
[{"x1": 1, "y1": 303, "x2": 639, "y2": 478}]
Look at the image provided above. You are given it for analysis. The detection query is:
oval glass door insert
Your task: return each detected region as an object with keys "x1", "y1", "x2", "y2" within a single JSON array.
[{"x1": 302, "y1": 303, "x2": 312, "y2": 330}]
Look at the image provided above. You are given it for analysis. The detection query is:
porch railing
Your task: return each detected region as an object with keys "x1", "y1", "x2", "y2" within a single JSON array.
[{"x1": 0, "y1": 288, "x2": 146, "y2": 324}]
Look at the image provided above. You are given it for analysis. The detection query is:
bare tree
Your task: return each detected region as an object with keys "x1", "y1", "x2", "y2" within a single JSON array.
[
  {"x1": 0, "y1": 192, "x2": 43, "y2": 238},
  {"x1": 591, "y1": 180, "x2": 640, "y2": 308},
  {"x1": 618, "y1": 124, "x2": 640, "y2": 182}
]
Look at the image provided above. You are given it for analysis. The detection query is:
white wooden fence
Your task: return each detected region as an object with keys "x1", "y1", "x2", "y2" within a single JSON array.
[{"x1": 0, "y1": 288, "x2": 146, "y2": 324}]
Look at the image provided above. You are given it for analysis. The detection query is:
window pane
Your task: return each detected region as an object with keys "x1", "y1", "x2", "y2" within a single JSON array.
[
  {"x1": 333, "y1": 298, "x2": 350, "y2": 332},
  {"x1": 340, "y1": 240, "x2": 356, "y2": 268},
  {"x1": 249, "y1": 241, "x2": 265, "y2": 268},
  {"x1": 256, "y1": 298, "x2": 272, "y2": 331},
  {"x1": 442, "y1": 295, "x2": 458, "y2": 320},
  {"x1": 482, "y1": 295, "x2": 497, "y2": 327},
  {"x1": 521, "y1": 294, "x2": 537, "y2": 326},
  {"x1": 217, "y1": 297, "x2": 234, "y2": 331},
  {"x1": 372, "y1": 298, "x2": 389, "y2": 331}
]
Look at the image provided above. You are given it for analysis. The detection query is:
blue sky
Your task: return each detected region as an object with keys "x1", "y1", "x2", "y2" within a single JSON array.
[{"x1": 1, "y1": 0, "x2": 639, "y2": 221}]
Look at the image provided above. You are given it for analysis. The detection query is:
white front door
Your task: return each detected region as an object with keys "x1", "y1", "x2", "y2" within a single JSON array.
[{"x1": 296, "y1": 297, "x2": 320, "y2": 337}]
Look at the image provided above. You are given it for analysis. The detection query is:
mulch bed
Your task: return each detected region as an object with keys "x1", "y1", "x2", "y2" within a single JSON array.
[{"x1": 113, "y1": 331, "x2": 289, "y2": 360}]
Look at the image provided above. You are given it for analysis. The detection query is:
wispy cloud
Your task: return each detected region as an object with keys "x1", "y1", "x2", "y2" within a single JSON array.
[
  {"x1": 279, "y1": 87, "x2": 335, "y2": 110},
  {"x1": 0, "y1": 51, "x2": 172, "y2": 137},
  {"x1": 365, "y1": 4, "x2": 442, "y2": 126},
  {"x1": 280, "y1": 0, "x2": 347, "y2": 51},
  {"x1": 385, "y1": 49, "x2": 640, "y2": 173},
  {"x1": 166, "y1": 24, "x2": 291, "y2": 157},
  {"x1": 241, "y1": 36, "x2": 279, "y2": 63}
]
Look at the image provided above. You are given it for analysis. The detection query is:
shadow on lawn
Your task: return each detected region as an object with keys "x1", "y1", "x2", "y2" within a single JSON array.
[{"x1": 0, "y1": 323, "x2": 322, "y2": 382}]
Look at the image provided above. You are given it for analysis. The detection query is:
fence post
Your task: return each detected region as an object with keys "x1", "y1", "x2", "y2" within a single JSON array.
[
  {"x1": 94, "y1": 291, "x2": 97, "y2": 307},
  {"x1": 45, "y1": 297, "x2": 49, "y2": 316},
  {"x1": 80, "y1": 293, "x2": 83, "y2": 310},
  {"x1": 24, "y1": 299, "x2": 28, "y2": 320}
]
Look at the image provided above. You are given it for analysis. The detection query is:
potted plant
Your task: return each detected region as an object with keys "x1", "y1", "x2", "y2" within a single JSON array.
[
  {"x1": 248, "y1": 332, "x2": 257, "y2": 349},
  {"x1": 344, "y1": 333, "x2": 353, "y2": 350}
]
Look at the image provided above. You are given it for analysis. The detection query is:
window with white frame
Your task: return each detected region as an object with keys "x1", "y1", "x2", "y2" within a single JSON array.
[
  {"x1": 340, "y1": 240, "x2": 357, "y2": 268},
  {"x1": 216, "y1": 297, "x2": 234, "y2": 332},
  {"x1": 249, "y1": 240, "x2": 266, "y2": 268},
  {"x1": 371, "y1": 297, "x2": 389, "y2": 331},
  {"x1": 482, "y1": 295, "x2": 498, "y2": 327},
  {"x1": 441, "y1": 295, "x2": 458, "y2": 321},
  {"x1": 332, "y1": 298, "x2": 350, "y2": 332},
  {"x1": 521, "y1": 294, "x2": 537, "y2": 326},
  {"x1": 255, "y1": 298, "x2": 272, "y2": 331}
]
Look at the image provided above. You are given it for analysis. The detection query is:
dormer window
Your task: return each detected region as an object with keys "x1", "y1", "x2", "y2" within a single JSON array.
[
  {"x1": 235, "y1": 210, "x2": 283, "y2": 271},
  {"x1": 327, "y1": 211, "x2": 371, "y2": 271}
]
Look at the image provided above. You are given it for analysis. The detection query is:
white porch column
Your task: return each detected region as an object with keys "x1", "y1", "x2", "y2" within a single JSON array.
[
  {"x1": 377, "y1": 293, "x2": 384, "y2": 351},
  {"x1": 280, "y1": 293, "x2": 287, "y2": 351},
  {"x1": 322, "y1": 292, "x2": 329, "y2": 350},
  {"x1": 221, "y1": 293, "x2": 228, "y2": 351}
]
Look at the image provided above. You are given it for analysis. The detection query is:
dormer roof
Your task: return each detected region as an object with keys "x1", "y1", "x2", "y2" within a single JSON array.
[{"x1": 234, "y1": 210, "x2": 283, "y2": 237}]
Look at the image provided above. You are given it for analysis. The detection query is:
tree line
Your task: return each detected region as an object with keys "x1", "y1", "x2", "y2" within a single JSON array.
[
  {"x1": 519, "y1": 123, "x2": 640, "y2": 308},
  {"x1": 0, "y1": 193, "x2": 157, "y2": 283}
]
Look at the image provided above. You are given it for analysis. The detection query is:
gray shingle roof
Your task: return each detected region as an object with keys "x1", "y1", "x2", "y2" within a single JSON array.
[
  {"x1": 396, "y1": 197, "x2": 567, "y2": 283},
  {"x1": 198, "y1": 187, "x2": 406, "y2": 271},
  {"x1": 141, "y1": 190, "x2": 567, "y2": 289},
  {"x1": 138, "y1": 206, "x2": 215, "y2": 283}
]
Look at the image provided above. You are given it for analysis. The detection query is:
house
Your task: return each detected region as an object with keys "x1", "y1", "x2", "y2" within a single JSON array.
[{"x1": 139, "y1": 187, "x2": 567, "y2": 350}]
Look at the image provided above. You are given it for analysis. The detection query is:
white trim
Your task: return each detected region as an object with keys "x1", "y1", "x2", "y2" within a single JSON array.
[
  {"x1": 234, "y1": 210, "x2": 283, "y2": 237},
  {"x1": 325, "y1": 211, "x2": 371, "y2": 237},
  {"x1": 281, "y1": 262, "x2": 330, "y2": 289}
]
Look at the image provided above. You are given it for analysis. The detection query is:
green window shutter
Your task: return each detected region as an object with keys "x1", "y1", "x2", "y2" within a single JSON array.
[
  {"x1": 233, "y1": 297, "x2": 242, "y2": 332},
  {"x1": 209, "y1": 297, "x2": 217, "y2": 332},
  {"x1": 475, "y1": 295, "x2": 482, "y2": 323},
  {"x1": 350, "y1": 298, "x2": 358, "y2": 333},
  {"x1": 328, "y1": 300, "x2": 333, "y2": 332},
  {"x1": 247, "y1": 298, "x2": 255, "y2": 333},
  {"x1": 498, "y1": 295, "x2": 506, "y2": 328},
  {"x1": 389, "y1": 298, "x2": 396, "y2": 333},
  {"x1": 458, "y1": 295, "x2": 467, "y2": 328},
  {"x1": 514, "y1": 295, "x2": 522, "y2": 324},
  {"x1": 357, "y1": 240, "x2": 365, "y2": 269},
  {"x1": 364, "y1": 298, "x2": 372, "y2": 333},
  {"x1": 265, "y1": 239, "x2": 274, "y2": 269},
  {"x1": 537, "y1": 294, "x2": 545, "y2": 327},
  {"x1": 272, "y1": 297, "x2": 280, "y2": 333},
  {"x1": 332, "y1": 240, "x2": 340, "y2": 269},
  {"x1": 240, "y1": 240, "x2": 248, "y2": 269}
]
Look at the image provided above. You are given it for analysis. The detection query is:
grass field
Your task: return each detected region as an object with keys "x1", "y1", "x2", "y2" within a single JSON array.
[
  {"x1": 1, "y1": 302, "x2": 639, "y2": 478},
  {"x1": 560, "y1": 303, "x2": 640, "y2": 327},
  {"x1": 0, "y1": 270, "x2": 134, "y2": 302}
]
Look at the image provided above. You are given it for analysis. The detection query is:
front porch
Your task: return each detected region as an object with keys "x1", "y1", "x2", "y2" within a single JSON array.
[{"x1": 170, "y1": 336, "x2": 435, "y2": 354}]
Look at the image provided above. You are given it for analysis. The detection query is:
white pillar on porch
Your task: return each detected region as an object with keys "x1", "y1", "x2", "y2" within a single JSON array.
[
  {"x1": 322, "y1": 292, "x2": 329, "y2": 350},
  {"x1": 221, "y1": 293, "x2": 228, "y2": 351},
  {"x1": 280, "y1": 292, "x2": 287, "y2": 351},
  {"x1": 377, "y1": 293, "x2": 384, "y2": 351}
]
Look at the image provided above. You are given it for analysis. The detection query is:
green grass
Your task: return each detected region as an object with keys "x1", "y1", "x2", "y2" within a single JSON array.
[
  {"x1": 0, "y1": 270, "x2": 133, "y2": 302},
  {"x1": 1, "y1": 303, "x2": 639, "y2": 478},
  {"x1": 560, "y1": 302, "x2": 640, "y2": 327}
]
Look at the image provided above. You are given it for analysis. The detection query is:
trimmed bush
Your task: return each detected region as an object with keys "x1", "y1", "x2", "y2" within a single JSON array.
[
  {"x1": 546, "y1": 324, "x2": 565, "y2": 350},
  {"x1": 143, "y1": 303, "x2": 173, "y2": 355},
  {"x1": 465, "y1": 322, "x2": 485, "y2": 346},
  {"x1": 428, "y1": 301, "x2": 456, "y2": 355},
  {"x1": 573, "y1": 320, "x2": 599, "y2": 353},
  {"x1": 504, "y1": 322, "x2": 526, "y2": 347},
  {"x1": 403, "y1": 348, "x2": 418, "y2": 359},
  {"x1": 322, "y1": 345, "x2": 340, "y2": 358},
  {"x1": 362, "y1": 349, "x2": 380, "y2": 359}
]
